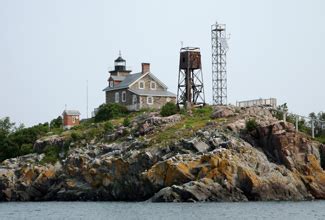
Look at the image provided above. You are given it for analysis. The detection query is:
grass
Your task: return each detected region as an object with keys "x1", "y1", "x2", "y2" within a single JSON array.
[
  {"x1": 315, "y1": 136, "x2": 325, "y2": 144},
  {"x1": 147, "y1": 106, "x2": 220, "y2": 147}
]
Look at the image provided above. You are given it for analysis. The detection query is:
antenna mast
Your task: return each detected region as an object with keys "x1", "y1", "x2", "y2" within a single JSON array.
[
  {"x1": 212, "y1": 22, "x2": 228, "y2": 105},
  {"x1": 86, "y1": 80, "x2": 89, "y2": 119}
]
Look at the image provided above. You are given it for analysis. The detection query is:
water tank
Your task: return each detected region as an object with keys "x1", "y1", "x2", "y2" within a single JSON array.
[{"x1": 179, "y1": 48, "x2": 201, "y2": 70}]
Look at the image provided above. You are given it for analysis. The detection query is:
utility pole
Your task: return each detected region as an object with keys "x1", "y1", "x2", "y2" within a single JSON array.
[{"x1": 86, "y1": 80, "x2": 89, "y2": 119}]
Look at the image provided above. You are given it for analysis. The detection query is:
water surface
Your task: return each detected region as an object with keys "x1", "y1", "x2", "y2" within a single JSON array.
[{"x1": 0, "y1": 201, "x2": 324, "y2": 220}]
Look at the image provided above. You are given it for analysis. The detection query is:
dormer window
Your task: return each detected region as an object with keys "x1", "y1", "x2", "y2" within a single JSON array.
[
  {"x1": 109, "y1": 80, "x2": 114, "y2": 88},
  {"x1": 150, "y1": 81, "x2": 156, "y2": 90},
  {"x1": 139, "y1": 81, "x2": 145, "y2": 89}
]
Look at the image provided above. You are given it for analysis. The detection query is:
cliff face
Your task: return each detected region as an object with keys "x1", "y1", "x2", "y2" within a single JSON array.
[{"x1": 1, "y1": 107, "x2": 325, "y2": 202}]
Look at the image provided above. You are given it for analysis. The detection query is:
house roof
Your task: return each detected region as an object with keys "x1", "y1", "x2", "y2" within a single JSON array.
[
  {"x1": 103, "y1": 72, "x2": 171, "y2": 92},
  {"x1": 103, "y1": 72, "x2": 143, "y2": 91},
  {"x1": 63, "y1": 110, "x2": 81, "y2": 116},
  {"x1": 129, "y1": 88, "x2": 176, "y2": 97},
  {"x1": 128, "y1": 72, "x2": 168, "y2": 89}
]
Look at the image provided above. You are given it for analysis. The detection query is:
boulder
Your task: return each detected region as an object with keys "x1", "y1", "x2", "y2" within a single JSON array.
[
  {"x1": 211, "y1": 106, "x2": 235, "y2": 119},
  {"x1": 34, "y1": 135, "x2": 66, "y2": 153},
  {"x1": 151, "y1": 178, "x2": 247, "y2": 202},
  {"x1": 181, "y1": 138, "x2": 210, "y2": 153}
]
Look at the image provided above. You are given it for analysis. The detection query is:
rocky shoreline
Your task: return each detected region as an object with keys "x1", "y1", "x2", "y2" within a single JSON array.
[{"x1": 1, "y1": 106, "x2": 325, "y2": 202}]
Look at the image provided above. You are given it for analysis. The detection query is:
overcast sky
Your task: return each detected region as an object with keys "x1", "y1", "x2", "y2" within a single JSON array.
[{"x1": 0, "y1": 0, "x2": 324, "y2": 127}]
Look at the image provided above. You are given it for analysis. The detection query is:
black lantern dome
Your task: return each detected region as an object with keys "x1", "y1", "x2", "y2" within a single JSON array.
[{"x1": 114, "y1": 52, "x2": 126, "y2": 71}]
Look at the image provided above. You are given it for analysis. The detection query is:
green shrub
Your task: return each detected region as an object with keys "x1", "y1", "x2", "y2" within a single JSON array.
[
  {"x1": 123, "y1": 117, "x2": 131, "y2": 127},
  {"x1": 160, "y1": 102, "x2": 178, "y2": 117},
  {"x1": 104, "y1": 121, "x2": 114, "y2": 132},
  {"x1": 95, "y1": 103, "x2": 128, "y2": 122},
  {"x1": 70, "y1": 131, "x2": 83, "y2": 142},
  {"x1": 20, "y1": 144, "x2": 33, "y2": 155},
  {"x1": 50, "y1": 116, "x2": 63, "y2": 129},
  {"x1": 0, "y1": 117, "x2": 50, "y2": 161},
  {"x1": 41, "y1": 145, "x2": 61, "y2": 164},
  {"x1": 246, "y1": 118, "x2": 258, "y2": 132},
  {"x1": 85, "y1": 128, "x2": 100, "y2": 140}
]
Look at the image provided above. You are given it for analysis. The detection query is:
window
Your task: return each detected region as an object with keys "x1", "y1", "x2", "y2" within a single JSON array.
[
  {"x1": 147, "y1": 96, "x2": 153, "y2": 105},
  {"x1": 122, "y1": 91, "x2": 126, "y2": 102},
  {"x1": 166, "y1": 97, "x2": 171, "y2": 102},
  {"x1": 115, "y1": 92, "x2": 119, "y2": 103},
  {"x1": 72, "y1": 116, "x2": 76, "y2": 123},
  {"x1": 132, "y1": 95, "x2": 137, "y2": 104},
  {"x1": 150, "y1": 81, "x2": 156, "y2": 90},
  {"x1": 139, "y1": 81, "x2": 145, "y2": 89},
  {"x1": 109, "y1": 80, "x2": 114, "y2": 88}
]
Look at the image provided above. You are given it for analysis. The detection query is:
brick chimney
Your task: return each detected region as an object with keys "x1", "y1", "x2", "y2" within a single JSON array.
[{"x1": 141, "y1": 63, "x2": 150, "y2": 74}]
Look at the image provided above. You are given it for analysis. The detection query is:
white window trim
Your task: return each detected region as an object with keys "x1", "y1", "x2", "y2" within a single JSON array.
[
  {"x1": 150, "y1": 81, "x2": 157, "y2": 90},
  {"x1": 139, "y1": 80, "x2": 145, "y2": 89},
  {"x1": 109, "y1": 80, "x2": 114, "y2": 88},
  {"x1": 115, "y1": 92, "x2": 119, "y2": 103},
  {"x1": 122, "y1": 91, "x2": 126, "y2": 102},
  {"x1": 147, "y1": 96, "x2": 153, "y2": 105}
]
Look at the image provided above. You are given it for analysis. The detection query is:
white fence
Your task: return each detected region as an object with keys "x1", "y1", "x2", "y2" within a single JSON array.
[
  {"x1": 236, "y1": 98, "x2": 277, "y2": 108},
  {"x1": 282, "y1": 111, "x2": 325, "y2": 138}
]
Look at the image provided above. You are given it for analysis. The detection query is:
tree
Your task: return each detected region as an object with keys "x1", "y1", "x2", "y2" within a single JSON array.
[
  {"x1": 309, "y1": 112, "x2": 317, "y2": 120},
  {"x1": 0, "y1": 117, "x2": 15, "y2": 136},
  {"x1": 274, "y1": 103, "x2": 289, "y2": 121},
  {"x1": 0, "y1": 118, "x2": 50, "y2": 162},
  {"x1": 94, "y1": 103, "x2": 128, "y2": 123},
  {"x1": 318, "y1": 112, "x2": 325, "y2": 121},
  {"x1": 50, "y1": 116, "x2": 63, "y2": 129}
]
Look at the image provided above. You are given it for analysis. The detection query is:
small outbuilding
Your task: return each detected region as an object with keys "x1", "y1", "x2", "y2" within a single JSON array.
[{"x1": 62, "y1": 110, "x2": 80, "y2": 130}]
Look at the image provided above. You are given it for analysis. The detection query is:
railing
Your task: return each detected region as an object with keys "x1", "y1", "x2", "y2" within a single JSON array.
[
  {"x1": 236, "y1": 98, "x2": 277, "y2": 108},
  {"x1": 107, "y1": 66, "x2": 132, "y2": 71},
  {"x1": 280, "y1": 110, "x2": 325, "y2": 138}
]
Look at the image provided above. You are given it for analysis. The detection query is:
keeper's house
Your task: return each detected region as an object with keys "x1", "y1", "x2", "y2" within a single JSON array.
[{"x1": 103, "y1": 55, "x2": 176, "y2": 111}]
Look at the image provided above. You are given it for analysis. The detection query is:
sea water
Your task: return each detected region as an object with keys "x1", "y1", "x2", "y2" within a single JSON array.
[{"x1": 0, "y1": 201, "x2": 324, "y2": 220}]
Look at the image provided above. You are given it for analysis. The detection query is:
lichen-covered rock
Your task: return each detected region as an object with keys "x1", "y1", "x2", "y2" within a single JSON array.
[
  {"x1": 151, "y1": 178, "x2": 247, "y2": 202},
  {"x1": 136, "y1": 114, "x2": 182, "y2": 135},
  {"x1": 33, "y1": 135, "x2": 66, "y2": 153},
  {"x1": 211, "y1": 106, "x2": 235, "y2": 119}
]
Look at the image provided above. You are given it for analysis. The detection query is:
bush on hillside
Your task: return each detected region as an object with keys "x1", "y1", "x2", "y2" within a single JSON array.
[
  {"x1": 50, "y1": 116, "x2": 63, "y2": 129},
  {"x1": 104, "y1": 121, "x2": 114, "y2": 132},
  {"x1": 246, "y1": 118, "x2": 258, "y2": 132},
  {"x1": 0, "y1": 117, "x2": 50, "y2": 161},
  {"x1": 160, "y1": 102, "x2": 178, "y2": 117},
  {"x1": 94, "y1": 103, "x2": 128, "y2": 122},
  {"x1": 123, "y1": 117, "x2": 131, "y2": 127}
]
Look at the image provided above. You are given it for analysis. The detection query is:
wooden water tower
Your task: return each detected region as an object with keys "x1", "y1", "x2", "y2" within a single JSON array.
[{"x1": 177, "y1": 47, "x2": 205, "y2": 108}]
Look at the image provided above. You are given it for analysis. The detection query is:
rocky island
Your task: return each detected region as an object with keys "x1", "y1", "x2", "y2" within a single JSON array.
[{"x1": 1, "y1": 106, "x2": 325, "y2": 202}]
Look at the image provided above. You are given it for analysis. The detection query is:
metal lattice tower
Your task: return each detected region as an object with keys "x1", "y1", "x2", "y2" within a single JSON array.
[
  {"x1": 177, "y1": 47, "x2": 205, "y2": 108},
  {"x1": 212, "y1": 22, "x2": 228, "y2": 105}
]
